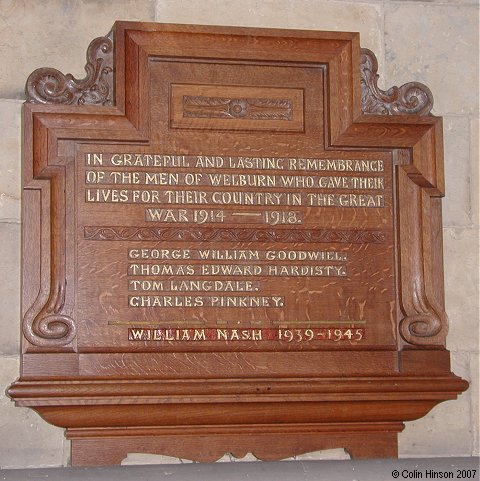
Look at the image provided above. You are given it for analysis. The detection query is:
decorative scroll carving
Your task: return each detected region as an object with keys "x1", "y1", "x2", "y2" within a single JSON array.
[
  {"x1": 183, "y1": 96, "x2": 293, "y2": 120},
  {"x1": 85, "y1": 226, "x2": 386, "y2": 244},
  {"x1": 396, "y1": 162, "x2": 447, "y2": 346},
  {"x1": 25, "y1": 31, "x2": 114, "y2": 105},
  {"x1": 23, "y1": 282, "x2": 76, "y2": 348},
  {"x1": 399, "y1": 277, "x2": 445, "y2": 346},
  {"x1": 23, "y1": 172, "x2": 76, "y2": 348},
  {"x1": 360, "y1": 49, "x2": 433, "y2": 116},
  {"x1": 23, "y1": 39, "x2": 434, "y2": 117}
]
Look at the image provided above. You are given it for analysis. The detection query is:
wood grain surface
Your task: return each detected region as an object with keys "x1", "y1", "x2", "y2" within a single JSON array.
[{"x1": 9, "y1": 22, "x2": 467, "y2": 465}]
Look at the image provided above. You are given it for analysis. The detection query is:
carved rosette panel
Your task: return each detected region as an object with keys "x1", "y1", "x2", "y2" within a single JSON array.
[
  {"x1": 84, "y1": 226, "x2": 386, "y2": 244},
  {"x1": 183, "y1": 96, "x2": 293, "y2": 120},
  {"x1": 360, "y1": 49, "x2": 434, "y2": 116},
  {"x1": 25, "y1": 31, "x2": 114, "y2": 105}
]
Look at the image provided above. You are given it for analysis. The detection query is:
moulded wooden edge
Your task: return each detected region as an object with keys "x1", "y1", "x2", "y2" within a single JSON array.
[
  {"x1": 9, "y1": 373, "x2": 468, "y2": 430},
  {"x1": 21, "y1": 397, "x2": 458, "y2": 430},
  {"x1": 9, "y1": 374, "x2": 468, "y2": 402}
]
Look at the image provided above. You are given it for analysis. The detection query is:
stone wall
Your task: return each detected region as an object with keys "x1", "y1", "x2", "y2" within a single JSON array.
[{"x1": 0, "y1": 0, "x2": 478, "y2": 469}]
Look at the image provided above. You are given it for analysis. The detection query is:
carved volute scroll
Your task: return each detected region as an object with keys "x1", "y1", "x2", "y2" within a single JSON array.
[
  {"x1": 394, "y1": 153, "x2": 448, "y2": 347},
  {"x1": 22, "y1": 30, "x2": 114, "y2": 347},
  {"x1": 360, "y1": 48, "x2": 434, "y2": 115},
  {"x1": 399, "y1": 281, "x2": 446, "y2": 346},
  {"x1": 22, "y1": 284, "x2": 77, "y2": 348},
  {"x1": 25, "y1": 31, "x2": 114, "y2": 105}
]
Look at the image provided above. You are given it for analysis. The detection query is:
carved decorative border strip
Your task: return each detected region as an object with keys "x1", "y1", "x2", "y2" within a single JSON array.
[
  {"x1": 84, "y1": 226, "x2": 386, "y2": 243},
  {"x1": 183, "y1": 96, "x2": 293, "y2": 120}
]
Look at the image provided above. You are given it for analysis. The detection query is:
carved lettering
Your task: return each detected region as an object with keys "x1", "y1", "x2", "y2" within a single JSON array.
[
  {"x1": 90, "y1": 154, "x2": 384, "y2": 172},
  {"x1": 128, "y1": 296, "x2": 284, "y2": 308},
  {"x1": 127, "y1": 327, "x2": 366, "y2": 342},
  {"x1": 80, "y1": 151, "x2": 389, "y2": 330},
  {"x1": 86, "y1": 171, "x2": 385, "y2": 190},
  {"x1": 127, "y1": 248, "x2": 348, "y2": 261},
  {"x1": 128, "y1": 280, "x2": 258, "y2": 292},
  {"x1": 128, "y1": 263, "x2": 346, "y2": 277}
]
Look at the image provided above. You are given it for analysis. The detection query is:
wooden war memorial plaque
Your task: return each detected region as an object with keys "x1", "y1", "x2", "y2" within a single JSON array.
[{"x1": 9, "y1": 22, "x2": 468, "y2": 465}]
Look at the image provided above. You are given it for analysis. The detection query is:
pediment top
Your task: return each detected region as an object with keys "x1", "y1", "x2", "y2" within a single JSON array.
[{"x1": 24, "y1": 23, "x2": 433, "y2": 116}]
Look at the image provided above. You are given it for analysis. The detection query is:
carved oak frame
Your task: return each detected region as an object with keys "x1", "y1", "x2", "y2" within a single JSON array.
[{"x1": 9, "y1": 22, "x2": 467, "y2": 465}]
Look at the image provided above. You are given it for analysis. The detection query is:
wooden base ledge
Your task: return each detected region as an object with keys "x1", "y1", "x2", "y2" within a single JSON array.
[
  {"x1": 67, "y1": 423, "x2": 403, "y2": 466},
  {"x1": 9, "y1": 374, "x2": 468, "y2": 465}
]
